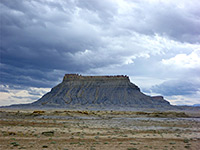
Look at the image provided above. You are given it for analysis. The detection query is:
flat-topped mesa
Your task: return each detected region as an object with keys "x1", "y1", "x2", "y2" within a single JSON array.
[
  {"x1": 29, "y1": 73, "x2": 172, "y2": 108},
  {"x1": 63, "y1": 74, "x2": 130, "y2": 82}
]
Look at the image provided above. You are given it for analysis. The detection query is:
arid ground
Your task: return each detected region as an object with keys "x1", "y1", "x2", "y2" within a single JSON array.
[{"x1": 0, "y1": 109, "x2": 200, "y2": 150}]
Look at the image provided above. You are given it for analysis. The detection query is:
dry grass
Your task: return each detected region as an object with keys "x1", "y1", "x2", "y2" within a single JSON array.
[{"x1": 0, "y1": 109, "x2": 200, "y2": 150}]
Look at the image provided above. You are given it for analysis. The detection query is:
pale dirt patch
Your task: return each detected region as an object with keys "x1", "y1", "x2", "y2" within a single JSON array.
[{"x1": 0, "y1": 109, "x2": 200, "y2": 150}]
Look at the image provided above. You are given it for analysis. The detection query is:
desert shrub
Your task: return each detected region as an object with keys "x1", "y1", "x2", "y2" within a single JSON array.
[
  {"x1": 42, "y1": 145, "x2": 48, "y2": 148},
  {"x1": 42, "y1": 131, "x2": 54, "y2": 136},
  {"x1": 33, "y1": 110, "x2": 45, "y2": 114},
  {"x1": 127, "y1": 148, "x2": 138, "y2": 150},
  {"x1": 11, "y1": 142, "x2": 20, "y2": 146},
  {"x1": 183, "y1": 138, "x2": 189, "y2": 143}
]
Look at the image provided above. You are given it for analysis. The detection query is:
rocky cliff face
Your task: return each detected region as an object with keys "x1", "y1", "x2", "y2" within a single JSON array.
[{"x1": 32, "y1": 74, "x2": 171, "y2": 108}]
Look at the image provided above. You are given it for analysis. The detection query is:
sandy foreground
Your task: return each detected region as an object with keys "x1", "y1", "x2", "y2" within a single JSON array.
[{"x1": 0, "y1": 109, "x2": 200, "y2": 150}]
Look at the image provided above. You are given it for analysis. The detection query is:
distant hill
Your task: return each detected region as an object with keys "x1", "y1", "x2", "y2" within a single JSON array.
[
  {"x1": 26, "y1": 74, "x2": 172, "y2": 109},
  {"x1": 2, "y1": 74, "x2": 184, "y2": 110},
  {"x1": 193, "y1": 104, "x2": 200, "y2": 107},
  {"x1": 176, "y1": 104, "x2": 200, "y2": 107}
]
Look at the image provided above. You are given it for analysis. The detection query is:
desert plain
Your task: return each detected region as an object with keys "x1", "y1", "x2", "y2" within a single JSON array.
[{"x1": 0, "y1": 109, "x2": 200, "y2": 150}]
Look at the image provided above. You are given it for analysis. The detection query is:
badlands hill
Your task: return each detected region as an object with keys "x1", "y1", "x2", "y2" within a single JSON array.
[{"x1": 29, "y1": 74, "x2": 172, "y2": 109}]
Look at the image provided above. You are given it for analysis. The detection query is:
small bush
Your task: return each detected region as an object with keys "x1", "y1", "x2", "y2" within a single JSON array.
[
  {"x1": 183, "y1": 138, "x2": 189, "y2": 143},
  {"x1": 127, "y1": 148, "x2": 138, "y2": 150},
  {"x1": 11, "y1": 142, "x2": 20, "y2": 146},
  {"x1": 42, "y1": 131, "x2": 54, "y2": 136},
  {"x1": 50, "y1": 141, "x2": 56, "y2": 144},
  {"x1": 42, "y1": 145, "x2": 48, "y2": 148}
]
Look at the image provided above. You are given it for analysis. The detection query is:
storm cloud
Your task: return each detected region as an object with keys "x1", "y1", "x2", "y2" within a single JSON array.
[
  {"x1": 0, "y1": 0, "x2": 200, "y2": 105},
  {"x1": 151, "y1": 80, "x2": 200, "y2": 96}
]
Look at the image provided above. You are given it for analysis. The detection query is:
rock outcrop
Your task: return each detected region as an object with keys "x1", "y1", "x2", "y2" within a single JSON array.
[{"x1": 32, "y1": 74, "x2": 171, "y2": 108}]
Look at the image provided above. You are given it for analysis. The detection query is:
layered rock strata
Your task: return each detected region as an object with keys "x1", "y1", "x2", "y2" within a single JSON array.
[{"x1": 32, "y1": 74, "x2": 171, "y2": 108}]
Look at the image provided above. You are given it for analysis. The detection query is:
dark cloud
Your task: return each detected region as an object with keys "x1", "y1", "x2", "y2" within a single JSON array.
[
  {"x1": 121, "y1": 0, "x2": 200, "y2": 43},
  {"x1": 0, "y1": 64, "x2": 64, "y2": 88},
  {"x1": 0, "y1": 0, "x2": 200, "y2": 95},
  {"x1": 0, "y1": 0, "x2": 105, "y2": 88},
  {"x1": 0, "y1": 88, "x2": 9, "y2": 93},
  {"x1": 151, "y1": 80, "x2": 200, "y2": 96},
  {"x1": 76, "y1": 0, "x2": 118, "y2": 23}
]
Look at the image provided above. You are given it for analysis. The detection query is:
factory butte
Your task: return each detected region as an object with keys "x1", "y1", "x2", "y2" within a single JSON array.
[{"x1": 26, "y1": 74, "x2": 172, "y2": 109}]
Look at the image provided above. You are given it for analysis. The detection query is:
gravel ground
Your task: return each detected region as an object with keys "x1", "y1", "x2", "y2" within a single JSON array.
[{"x1": 0, "y1": 109, "x2": 200, "y2": 150}]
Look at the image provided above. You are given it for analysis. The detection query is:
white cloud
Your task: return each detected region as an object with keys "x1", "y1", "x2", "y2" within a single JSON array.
[
  {"x1": 0, "y1": 86, "x2": 50, "y2": 106},
  {"x1": 162, "y1": 49, "x2": 200, "y2": 68},
  {"x1": 165, "y1": 94, "x2": 200, "y2": 105}
]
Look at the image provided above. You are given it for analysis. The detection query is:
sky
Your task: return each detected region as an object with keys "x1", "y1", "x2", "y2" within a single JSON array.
[{"x1": 0, "y1": 0, "x2": 200, "y2": 106}]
